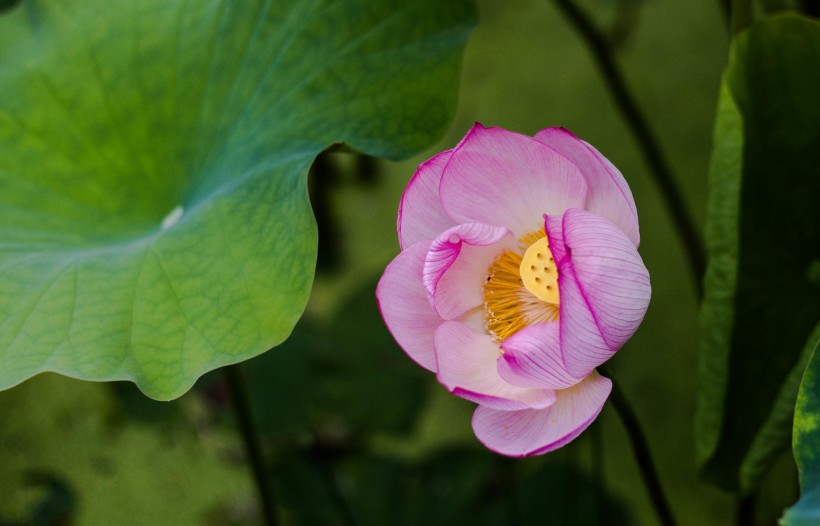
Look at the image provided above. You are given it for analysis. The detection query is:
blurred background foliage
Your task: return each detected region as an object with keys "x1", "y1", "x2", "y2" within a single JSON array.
[{"x1": 0, "y1": 0, "x2": 811, "y2": 524}]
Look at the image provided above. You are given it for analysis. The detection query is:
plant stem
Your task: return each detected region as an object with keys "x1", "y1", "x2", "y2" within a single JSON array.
[
  {"x1": 223, "y1": 364, "x2": 279, "y2": 526},
  {"x1": 608, "y1": 382, "x2": 677, "y2": 526},
  {"x1": 552, "y1": 0, "x2": 705, "y2": 299}
]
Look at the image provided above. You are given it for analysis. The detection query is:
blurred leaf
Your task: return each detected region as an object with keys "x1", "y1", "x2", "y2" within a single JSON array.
[
  {"x1": 0, "y1": 0, "x2": 475, "y2": 400},
  {"x1": 242, "y1": 322, "x2": 322, "y2": 437},
  {"x1": 696, "y1": 13, "x2": 820, "y2": 492},
  {"x1": 272, "y1": 447, "x2": 633, "y2": 526},
  {"x1": 316, "y1": 278, "x2": 428, "y2": 434},
  {"x1": 381, "y1": 449, "x2": 633, "y2": 525},
  {"x1": 0, "y1": 0, "x2": 20, "y2": 14},
  {"x1": 398, "y1": 449, "x2": 507, "y2": 526},
  {"x1": 22, "y1": 472, "x2": 75, "y2": 526},
  {"x1": 241, "y1": 278, "x2": 427, "y2": 438},
  {"x1": 781, "y1": 329, "x2": 820, "y2": 525},
  {"x1": 274, "y1": 453, "x2": 347, "y2": 526},
  {"x1": 0, "y1": 471, "x2": 75, "y2": 526},
  {"x1": 740, "y1": 325, "x2": 819, "y2": 491},
  {"x1": 108, "y1": 381, "x2": 182, "y2": 426},
  {"x1": 0, "y1": 374, "x2": 252, "y2": 526}
]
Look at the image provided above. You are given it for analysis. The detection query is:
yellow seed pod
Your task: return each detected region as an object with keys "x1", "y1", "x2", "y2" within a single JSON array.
[{"x1": 518, "y1": 237, "x2": 559, "y2": 304}]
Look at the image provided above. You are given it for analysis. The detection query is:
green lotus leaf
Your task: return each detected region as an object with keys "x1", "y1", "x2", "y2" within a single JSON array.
[
  {"x1": 0, "y1": 0, "x2": 475, "y2": 399},
  {"x1": 696, "y1": 13, "x2": 820, "y2": 492},
  {"x1": 782, "y1": 327, "x2": 820, "y2": 525}
]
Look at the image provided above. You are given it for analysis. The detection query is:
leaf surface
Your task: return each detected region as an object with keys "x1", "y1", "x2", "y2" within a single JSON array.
[
  {"x1": 696, "y1": 14, "x2": 820, "y2": 491},
  {"x1": 0, "y1": 0, "x2": 475, "y2": 399},
  {"x1": 782, "y1": 326, "x2": 820, "y2": 525}
]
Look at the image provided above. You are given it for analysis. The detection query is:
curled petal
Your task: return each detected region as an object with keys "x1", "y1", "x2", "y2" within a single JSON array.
[
  {"x1": 534, "y1": 128, "x2": 640, "y2": 246},
  {"x1": 498, "y1": 322, "x2": 583, "y2": 390},
  {"x1": 423, "y1": 223, "x2": 516, "y2": 320},
  {"x1": 472, "y1": 372, "x2": 612, "y2": 457},
  {"x1": 544, "y1": 213, "x2": 566, "y2": 263},
  {"x1": 376, "y1": 241, "x2": 441, "y2": 372},
  {"x1": 435, "y1": 322, "x2": 556, "y2": 411},
  {"x1": 439, "y1": 123, "x2": 588, "y2": 237},
  {"x1": 398, "y1": 149, "x2": 458, "y2": 249},
  {"x1": 547, "y1": 209, "x2": 651, "y2": 377},
  {"x1": 554, "y1": 263, "x2": 611, "y2": 378}
]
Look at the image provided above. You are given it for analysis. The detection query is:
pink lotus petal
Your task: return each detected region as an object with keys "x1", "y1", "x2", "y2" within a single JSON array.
[
  {"x1": 472, "y1": 372, "x2": 612, "y2": 457},
  {"x1": 423, "y1": 223, "x2": 516, "y2": 320},
  {"x1": 534, "y1": 128, "x2": 640, "y2": 247},
  {"x1": 379, "y1": 123, "x2": 650, "y2": 458},
  {"x1": 498, "y1": 323, "x2": 583, "y2": 390},
  {"x1": 435, "y1": 321, "x2": 556, "y2": 411},
  {"x1": 398, "y1": 149, "x2": 459, "y2": 249},
  {"x1": 549, "y1": 209, "x2": 651, "y2": 377},
  {"x1": 544, "y1": 213, "x2": 566, "y2": 263},
  {"x1": 376, "y1": 240, "x2": 442, "y2": 372},
  {"x1": 554, "y1": 263, "x2": 611, "y2": 377},
  {"x1": 439, "y1": 123, "x2": 589, "y2": 238}
]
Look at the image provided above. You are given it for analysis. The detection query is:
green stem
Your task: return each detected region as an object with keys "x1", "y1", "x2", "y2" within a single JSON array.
[
  {"x1": 552, "y1": 0, "x2": 705, "y2": 299},
  {"x1": 608, "y1": 382, "x2": 677, "y2": 526},
  {"x1": 223, "y1": 364, "x2": 279, "y2": 526}
]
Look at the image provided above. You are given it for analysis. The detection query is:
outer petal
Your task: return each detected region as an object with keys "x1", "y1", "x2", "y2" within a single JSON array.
[
  {"x1": 376, "y1": 240, "x2": 442, "y2": 372},
  {"x1": 424, "y1": 223, "x2": 516, "y2": 320},
  {"x1": 547, "y1": 209, "x2": 651, "y2": 377},
  {"x1": 435, "y1": 322, "x2": 556, "y2": 411},
  {"x1": 472, "y1": 372, "x2": 612, "y2": 457},
  {"x1": 534, "y1": 127, "x2": 640, "y2": 246},
  {"x1": 398, "y1": 149, "x2": 459, "y2": 249},
  {"x1": 554, "y1": 263, "x2": 611, "y2": 378},
  {"x1": 498, "y1": 322, "x2": 583, "y2": 390},
  {"x1": 439, "y1": 123, "x2": 588, "y2": 237}
]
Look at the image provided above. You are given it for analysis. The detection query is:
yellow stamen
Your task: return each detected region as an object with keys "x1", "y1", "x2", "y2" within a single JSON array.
[{"x1": 482, "y1": 229, "x2": 560, "y2": 343}]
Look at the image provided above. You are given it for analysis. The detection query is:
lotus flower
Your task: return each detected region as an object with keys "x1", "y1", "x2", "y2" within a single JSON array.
[{"x1": 377, "y1": 124, "x2": 650, "y2": 457}]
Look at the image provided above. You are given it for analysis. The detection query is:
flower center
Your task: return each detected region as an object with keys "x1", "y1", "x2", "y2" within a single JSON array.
[
  {"x1": 482, "y1": 230, "x2": 560, "y2": 343},
  {"x1": 519, "y1": 237, "x2": 559, "y2": 304}
]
